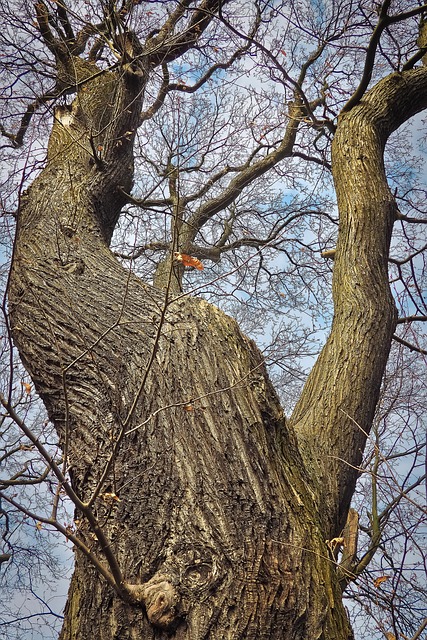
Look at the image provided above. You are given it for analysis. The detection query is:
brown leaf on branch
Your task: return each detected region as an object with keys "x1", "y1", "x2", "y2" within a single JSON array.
[
  {"x1": 100, "y1": 492, "x2": 121, "y2": 503},
  {"x1": 22, "y1": 381, "x2": 32, "y2": 395},
  {"x1": 373, "y1": 575, "x2": 389, "y2": 588},
  {"x1": 174, "y1": 252, "x2": 204, "y2": 270}
]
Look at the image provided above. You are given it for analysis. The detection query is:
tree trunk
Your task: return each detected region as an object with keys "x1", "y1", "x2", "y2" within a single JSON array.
[
  {"x1": 8, "y1": 61, "x2": 352, "y2": 640},
  {"x1": 9, "y1": 165, "x2": 352, "y2": 639},
  {"x1": 290, "y1": 68, "x2": 427, "y2": 539},
  {"x1": 8, "y1": 49, "x2": 427, "y2": 638}
]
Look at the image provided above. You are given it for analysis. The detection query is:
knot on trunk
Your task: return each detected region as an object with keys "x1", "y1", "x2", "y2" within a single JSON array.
[
  {"x1": 124, "y1": 545, "x2": 224, "y2": 629},
  {"x1": 125, "y1": 574, "x2": 179, "y2": 630},
  {"x1": 143, "y1": 575, "x2": 178, "y2": 628}
]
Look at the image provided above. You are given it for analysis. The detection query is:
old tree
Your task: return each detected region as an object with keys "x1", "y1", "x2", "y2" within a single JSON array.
[{"x1": 1, "y1": 0, "x2": 426, "y2": 638}]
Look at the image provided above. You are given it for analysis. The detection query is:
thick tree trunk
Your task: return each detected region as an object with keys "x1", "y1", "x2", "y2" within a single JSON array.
[
  {"x1": 8, "y1": 61, "x2": 352, "y2": 640},
  {"x1": 9, "y1": 169, "x2": 351, "y2": 639},
  {"x1": 8, "y1": 49, "x2": 427, "y2": 638}
]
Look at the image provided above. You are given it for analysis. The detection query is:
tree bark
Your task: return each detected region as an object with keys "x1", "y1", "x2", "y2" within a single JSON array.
[
  {"x1": 8, "y1": 42, "x2": 427, "y2": 639},
  {"x1": 290, "y1": 67, "x2": 427, "y2": 538},
  {"x1": 7, "y1": 62, "x2": 353, "y2": 640},
  {"x1": 9, "y1": 190, "x2": 352, "y2": 636}
]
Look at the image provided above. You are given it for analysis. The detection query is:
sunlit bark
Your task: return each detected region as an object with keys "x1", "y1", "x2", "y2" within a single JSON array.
[{"x1": 5, "y1": 1, "x2": 427, "y2": 637}]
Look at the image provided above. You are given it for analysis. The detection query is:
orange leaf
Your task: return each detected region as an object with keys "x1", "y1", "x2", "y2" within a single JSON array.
[
  {"x1": 175, "y1": 253, "x2": 204, "y2": 270},
  {"x1": 373, "y1": 575, "x2": 389, "y2": 588},
  {"x1": 100, "y1": 492, "x2": 121, "y2": 503},
  {"x1": 22, "y1": 381, "x2": 32, "y2": 395}
]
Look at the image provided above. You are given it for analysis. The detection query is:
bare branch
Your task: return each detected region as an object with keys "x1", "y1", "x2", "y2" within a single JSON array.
[
  {"x1": 389, "y1": 243, "x2": 427, "y2": 266},
  {"x1": 0, "y1": 87, "x2": 57, "y2": 148},
  {"x1": 396, "y1": 315, "x2": 427, "y2": 324},
  {"x1": 140, "y1": 63, "x2": 170, "y2": 122},
  {"x1": 395, "y1": 211, "x2": 427, "y2": 223},
  {"x1": 343, "y1": 2, "x2": 427, "y2": 112},
  {"x1": 185, "y1": 101, "x2": 305, "y2": 237},
  {"x1": 392, "y1": 334, "x2": 427, "y2": 354},
  {"x1": 146, "y1": 0, "x2": 228, "y2": 66}
]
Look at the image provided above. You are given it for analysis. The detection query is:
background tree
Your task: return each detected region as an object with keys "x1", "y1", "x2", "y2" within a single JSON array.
[{"x1": 0, "y1": 0, "x2": 426, "y2": 638}]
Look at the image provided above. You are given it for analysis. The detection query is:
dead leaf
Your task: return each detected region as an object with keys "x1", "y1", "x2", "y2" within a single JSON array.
[
  {"x1": 100, "y1": 492, "x2": 121, "y2": 503},
  {"x1": 326, "y1": 537, "x2": 344, "y2": 553},
  {"x1": 174, "y1": 252, "x2": 204, "y2": 270},
  {"x1": 22, "y1": 381, "x2": 32, "y2": 395},
  {"x1": 374, "y1": 575, "x2": 389, "y2": 588}
]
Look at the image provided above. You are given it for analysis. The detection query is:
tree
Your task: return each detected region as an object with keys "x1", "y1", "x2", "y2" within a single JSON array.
[{"x1": 0, "y1": 0, "x2": 426, "y2": 638}]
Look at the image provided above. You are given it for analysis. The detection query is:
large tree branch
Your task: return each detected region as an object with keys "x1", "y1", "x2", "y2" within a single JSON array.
[
  {"x1": 0, "y1": 85, "x2": 58, "y2": 149},
  {"x1": 290, "y1": 67, "x2": 427, "y2": 539},
  {"x1": 3, "y1": 0, "x2": 228, "y2": 148},
  {"x1": 145, "y1": 0, "x2": 229, "y2": 66},
  {"x1": 160, "y1": 10, "x2": 259, "y2": 94}
]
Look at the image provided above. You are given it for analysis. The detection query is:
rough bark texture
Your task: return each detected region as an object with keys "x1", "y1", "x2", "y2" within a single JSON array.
[
  {"x1": 290, "y1": 68, "x2": 427, "y2": 538},
  {"x1": 7, "y1": 43, "x2": 427, "y2": 640},
  {"x1": 8, "y1": 59, "x2": 351, "y2": 639},
  {"x1": 9, "y1": 173, "x2": 351, "y2": 637}
]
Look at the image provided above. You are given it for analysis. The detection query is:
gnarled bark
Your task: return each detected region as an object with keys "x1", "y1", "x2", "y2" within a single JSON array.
[
  {"x1": 8, "y1": 55, "x2": 352, "y2": 640},
  {"x1": 8, "y1": 17, "x2": 427, "y2": 636}
]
